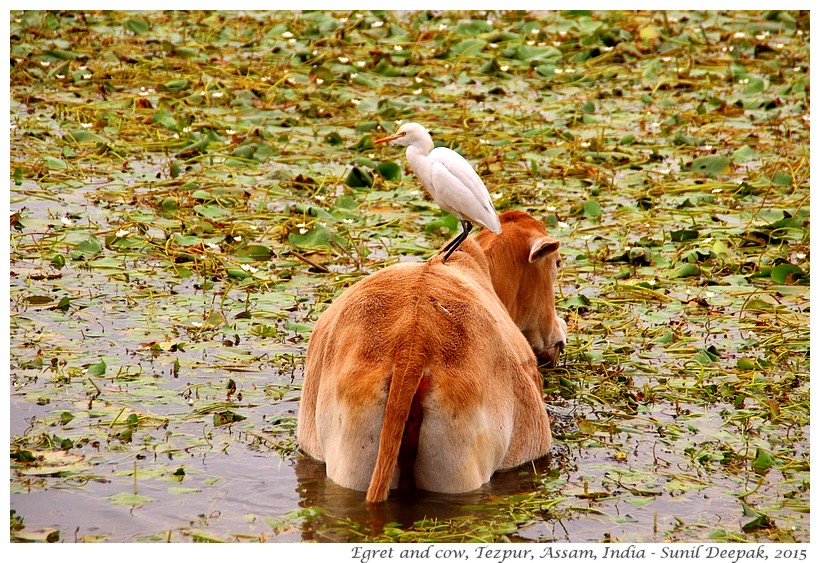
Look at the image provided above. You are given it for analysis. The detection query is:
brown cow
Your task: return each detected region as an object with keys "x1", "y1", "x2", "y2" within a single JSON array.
[{"x1": 297, "y1": 210, "x2": 567, "y2": 502}]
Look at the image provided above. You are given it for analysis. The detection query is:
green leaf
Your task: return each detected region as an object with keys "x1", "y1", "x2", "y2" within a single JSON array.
[
  {"x1": 213, "y1": 410, "x2": 246, "y2": 426},
  {"x1": 285, "y1": 321, "x2": 313, "y2": 333},
  {"x1": 107, "y1": 492, "x2": 154, "y2": 506},
  {"x1": 167, "y1": 487, "x2": 202, "y2": 494},
  {"x1": 124, "y1": 17, "x2": 150, "y2": 35},
  {"x1": 668, "y1": 263, "x2": 700, "y2": 278},
  {"x1": 173, "y1": 233, "x2": 202, "y2": 247},
  {"x1": 685, "y1": 155, "x2": 730, "y2": 176},
  {"x1": 772, "y1": 170, "x2": 792, "y2": 186},
  {"x1": 151, "y1": 108, "x2": 180, "y2": 131},
  {"x1": 345, "y1": 166, "x2": 374, "y2": 188},
  {"x1": 193, "y1": 204, "x2": 230, "y2": 219},
  {"x1": 288, "y1": 225, "x2": 346, "y2": 251},
  {"x1": 751, "y1": 447, "x2": 776, "y2": 474},
  {"x1": 670, "y1": 229, "x2": 699, "y2": 242},
  {"x1": 583, "y1": 198, "x2": 602, "y2": 219},
  {"x1": 290, "y1": 203, "x2": 338, "y2": 223},
  {"x1": 376, "y1": 161, "x2": 402, "y2": 180},
  {"x1": 44, "y1": 156, "x2": 68, "y2": 169},
  {"x1": 65, "y1": 130, "x2": 109, "y2": 144},
  {"x1": 45, "y1": 49, "x2": 83, "y2": 60},
  {"x1": 162, "y1": 79, "x2": 190, "y2": 92},
  {"x1": 51, "y1": 254, "x2": 66, "y2": 269},
  {"x1": 770, "y1": 263, "x2": 805, "y2": 284},
  {"x1": 449, "y1": 39, "x2": 487, "y2": 57},
  {"x1": 236, "y1": 244, "x2": 273, "y2": 261},
  {"x1": 515, "y1": 44, "x2": 562, "y2": 61},
  {"x1": 731, "y1": 144, "x2": 755, "y2": 163},
  {"x1": 75, "y1": 235, "x2": 103, "y2": 257},
  {"x1": 564, "y1": 294, "x2": 590, "y2": 311},
  {"x1": 86, "y1": 359, "x2": 107, "y2": 376},
  {"x1": 737, "y1": 357, "x2": 762, "y2": 370}
]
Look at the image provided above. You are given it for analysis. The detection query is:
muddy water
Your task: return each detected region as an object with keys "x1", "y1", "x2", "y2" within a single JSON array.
[
  {"x1": 10, "y1": 380, "x2": 771, "y2": 543},
  {"x1": 9, "y1": 180, "x2": 810, "y2": 543}
]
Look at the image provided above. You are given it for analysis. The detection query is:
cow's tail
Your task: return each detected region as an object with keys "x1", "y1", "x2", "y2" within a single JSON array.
[{"x1": 366, "y1": 344, "x2": 427, "y2": 503}]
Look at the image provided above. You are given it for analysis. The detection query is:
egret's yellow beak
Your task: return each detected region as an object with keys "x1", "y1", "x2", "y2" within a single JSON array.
[{"x1": 374, "y1": 131, "x2": 406, "y2": 144}]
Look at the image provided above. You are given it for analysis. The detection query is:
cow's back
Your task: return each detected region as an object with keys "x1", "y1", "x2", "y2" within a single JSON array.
[{"x1": 297, "y1": 242, "x2": 551, "y2": 495}]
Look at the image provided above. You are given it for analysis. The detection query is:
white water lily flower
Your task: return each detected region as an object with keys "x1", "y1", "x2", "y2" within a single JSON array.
[
  {"x1": 61, "y1": 217, "x2": 74, "y2": 226},
  {"x1": 240, "y1": 264, "x2": 258, "y2": 273},
  {"x1": 191, "y1": 321, "x2": 203, "y2": 328},
  {"x1": 115, "y1": 228, "x2": 130, "y2": 238},
  {"x1": 558, "y1": 221, "x2": 570, "y2": 229},
  {"x1": 338, "y1": 56, "x2": 350, "y2": 64},
  {"x1": 282, "y1": 31, "x2": 294, "y2": 38}
]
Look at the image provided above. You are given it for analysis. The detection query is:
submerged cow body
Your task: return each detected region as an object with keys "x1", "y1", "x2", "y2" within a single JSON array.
[{"x1": 297, "y1": 210, "x2": 567, "y2": 502}]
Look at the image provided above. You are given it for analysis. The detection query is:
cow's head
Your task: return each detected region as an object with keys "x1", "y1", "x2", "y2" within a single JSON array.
[{"x1": 476, "y1": 211, "x2": 567, "y2": 367}]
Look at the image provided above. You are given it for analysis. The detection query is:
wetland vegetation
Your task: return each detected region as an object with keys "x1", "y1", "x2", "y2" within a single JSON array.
[{"x1": 9, "y1": 10, "x2": 809, "y2": 542}]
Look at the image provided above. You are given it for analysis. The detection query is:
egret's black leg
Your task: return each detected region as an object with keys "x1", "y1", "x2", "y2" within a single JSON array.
[
  {"x1": 439, "y1": 228, "x2": 464, "y2": 255},
  {"x1": 440, "y1": 220, "x2": 472, "y2": 262}
]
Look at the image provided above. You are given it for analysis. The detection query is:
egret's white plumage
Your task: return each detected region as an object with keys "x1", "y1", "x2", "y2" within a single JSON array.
[{"x1": 374, "y1": 122, "x2": 501, "y2": 260}]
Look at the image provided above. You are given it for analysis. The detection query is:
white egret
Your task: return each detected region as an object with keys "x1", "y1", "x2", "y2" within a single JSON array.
[{"x1": 374, "y1": 122, "x2": 502, "y2": 261}]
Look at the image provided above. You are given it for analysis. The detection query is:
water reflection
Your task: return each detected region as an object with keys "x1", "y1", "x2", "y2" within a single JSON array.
[{"x1": 292, "y1": 452, "x2": 559, "y2": 542}]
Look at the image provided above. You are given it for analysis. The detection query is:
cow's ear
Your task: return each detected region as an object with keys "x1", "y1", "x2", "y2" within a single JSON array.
[{"x1": 528, "y1": 236, "x2": 560, "y2": 263}]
